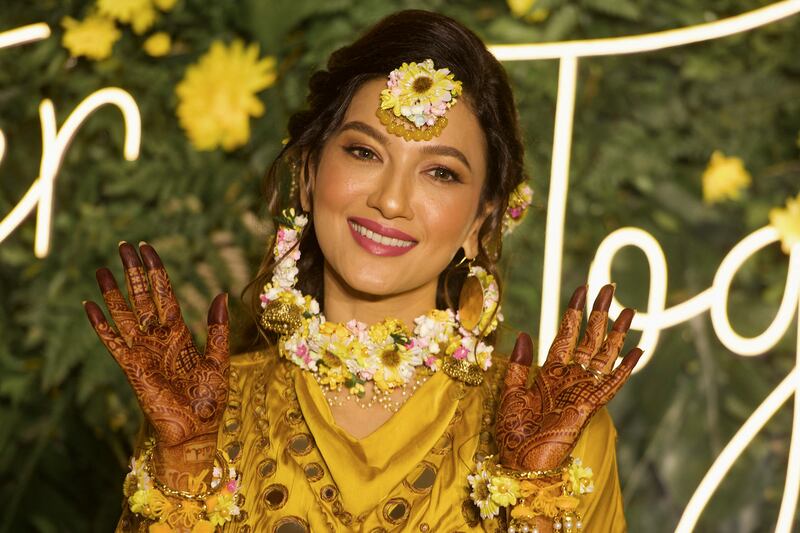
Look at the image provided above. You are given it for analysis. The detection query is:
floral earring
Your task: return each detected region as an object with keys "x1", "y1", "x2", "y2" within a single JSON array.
[{"x1": 443, "y1": 257, "x2": 502, "y2": 386}]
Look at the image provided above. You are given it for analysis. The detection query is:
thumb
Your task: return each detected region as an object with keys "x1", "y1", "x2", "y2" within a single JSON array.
[
  {"x1": 205, "y1": 293, "x2": 229, "y2": 366},
  {"x1": 505, "y1": 332, "x2": 533, "y2": 389}
]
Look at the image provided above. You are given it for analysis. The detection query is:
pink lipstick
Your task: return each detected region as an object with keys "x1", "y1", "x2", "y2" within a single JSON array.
[{"x1": 347, "y1": 217, "x2": 418, "y2": 257}]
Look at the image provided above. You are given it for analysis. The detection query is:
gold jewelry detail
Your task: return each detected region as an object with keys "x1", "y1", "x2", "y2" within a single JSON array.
[
  {"x1": 587, "y1": 367, "x2": 605, "y2": 381},
  {"x1": 442, "y1": 357, "x2": 483, "y2": 386},
  {"x1": 457, "y1": 271, "x2": 483, "y2": 332},
  {"x1": 140, "y1": 445, "x2": 229, "y2": 501},
  {"x1": 260, "y1": 299, "x2": 304, "y2": 336},
  {"x1": 482, "y1": 454, "x2": 572, "y2": 480},
  {"x1": 376, "y1": 108, "x2": 448, "y2": 142}
]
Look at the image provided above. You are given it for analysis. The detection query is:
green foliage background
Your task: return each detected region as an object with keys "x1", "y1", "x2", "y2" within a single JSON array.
[{"x1": 1, "y1": 0, "x2": 799, "y2": 531}]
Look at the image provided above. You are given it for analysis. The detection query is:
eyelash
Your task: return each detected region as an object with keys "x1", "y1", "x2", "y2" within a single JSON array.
[{"x1": 343, "y1": 144, "x2": 462, "y2": 183}]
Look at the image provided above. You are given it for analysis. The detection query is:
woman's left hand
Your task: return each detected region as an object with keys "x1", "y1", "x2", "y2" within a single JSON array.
[{"x1": 494, "y1": 284, "x2": 643, "y2": 471}]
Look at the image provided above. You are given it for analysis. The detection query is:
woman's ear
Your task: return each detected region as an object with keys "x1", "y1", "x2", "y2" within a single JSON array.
[{"x1": 461, "y1": 203, "x2": 493, "y2": 259}]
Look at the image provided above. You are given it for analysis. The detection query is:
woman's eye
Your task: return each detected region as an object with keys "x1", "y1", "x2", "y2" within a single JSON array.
[
  {"x1": 346, "y1": 146, "x2": 378, "y2": 160},
  {"x1": 428, "y1": 167, "x2": 460, "y2": 183}
]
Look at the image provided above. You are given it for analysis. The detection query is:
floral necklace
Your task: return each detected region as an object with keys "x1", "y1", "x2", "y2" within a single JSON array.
[{"x1": 259, "y1": 209, "x2": 502, "y2": 404}]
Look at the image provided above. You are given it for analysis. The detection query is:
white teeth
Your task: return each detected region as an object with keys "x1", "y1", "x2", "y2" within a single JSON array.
[{"x1": 350, "y1": 221, "x2": 414, "y2": 248}]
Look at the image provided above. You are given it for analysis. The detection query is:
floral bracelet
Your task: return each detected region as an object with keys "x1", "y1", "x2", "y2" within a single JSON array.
[
  {"x1": 467, "y1": 455, "x2": 593, "y2": 533},
  {"x1": 123, "y1": 438, "x2": 242, "y2": 532}
]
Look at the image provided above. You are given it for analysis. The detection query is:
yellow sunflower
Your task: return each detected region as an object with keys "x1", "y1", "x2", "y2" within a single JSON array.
[
  {"x1": 143, "y1": 32, "x2": 171, "y2": 57},
  {"x1": 701, "y1": 150, "x2": 752, "y2": 204},
  {"x1": 769, "y1": 192, "x2": 800, "y2": 254},
  {"x1": 176, "y1": 40, "x2": 277, "y2": 151},
  {"x1": 97, "y1": 0, "x2": 158, "y2": 34},
  {"x1": 61, "y1": 14, "x2": 121, "y2": 60}
]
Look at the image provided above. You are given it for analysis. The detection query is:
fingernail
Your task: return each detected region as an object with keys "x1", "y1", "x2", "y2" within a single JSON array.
[
  {"x1": 96, "y1": 268, "x2": 117, "y2": 292},
  {"x1": 118, "y1": 240, "x2": 127, "y2": 247},
  {"x1": 83, "y1": 301, "x2": 102, "y2": 326},
  {"x1": 139, "y1": 243, "x2": 162, "y2": 269},
  {"x1": 568, "y1": 285, "x2": 587, "y2": 310},
  {"x1": 119, "y1": 242, "x2": 141, "y2": 267},
  {"x1": 613, "y1": 308, "x2": 635, "y2": 331},
  {"x1": 593, "y1": 284, "x2": 614, "y2": 311},
  {"x1": 510, "y1": 332, "x2": 533, "y2": 366},
  {"x1": 209, "y1": 293, "x2": 228, "y2": 324},
  {"x1": 81, "y1": 300, "x2": 87, "y2": 305}
]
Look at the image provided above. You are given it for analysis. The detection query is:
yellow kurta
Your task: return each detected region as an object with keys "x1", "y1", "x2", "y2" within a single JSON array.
[{"x1": 212, "y1": 348, "x2": 627, "y2": 532}]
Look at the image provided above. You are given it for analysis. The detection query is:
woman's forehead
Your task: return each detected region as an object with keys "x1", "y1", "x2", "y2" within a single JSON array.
[{"x1": 341, "y1": 78, "x2": 488, "y2": 165}]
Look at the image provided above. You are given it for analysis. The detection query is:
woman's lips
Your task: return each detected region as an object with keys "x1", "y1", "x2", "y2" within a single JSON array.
[{"x1": 347, "y1": 217, "x2": 418, "y2": 257}]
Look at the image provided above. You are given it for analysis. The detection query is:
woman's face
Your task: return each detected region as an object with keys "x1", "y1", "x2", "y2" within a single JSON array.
[{"x1": 306, "y1": 78, "x2": 488, "y2": 299}]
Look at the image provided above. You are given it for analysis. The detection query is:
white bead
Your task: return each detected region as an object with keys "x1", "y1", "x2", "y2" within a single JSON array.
[
  {"x1": 508, "y1": 527, "x2": 516, "y2": 533},
  {"x1": 554, "y1": 521, "x2": 562, "y2": 530},
  {"x1": 576, "y1": 521, "x2": 583, "y2": 530},
  {"x1": 521, "y1": 526, "x2": 529, "y2": 533}
]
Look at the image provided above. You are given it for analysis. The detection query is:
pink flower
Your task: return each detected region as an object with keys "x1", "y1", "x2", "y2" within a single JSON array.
[
  {"x1": 453, "y1": 346, "x2": 468, "y2": 360},
  {"x1": 226, "y1": 479, "x2": 238, "y2": 493},
  {"x1": 424, "y1": 355, "x2": 438, "y2": 368},
  {"x1": 510, "y1": 207, "x2": 522, "y2": 219}
]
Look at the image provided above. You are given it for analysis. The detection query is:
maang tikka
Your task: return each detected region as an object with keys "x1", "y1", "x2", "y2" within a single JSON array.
[{"x1": 377, "y1": 59, "x2": 463, "y2": 141}]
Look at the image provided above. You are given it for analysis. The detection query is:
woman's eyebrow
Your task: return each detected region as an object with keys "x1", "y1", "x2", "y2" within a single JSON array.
[
  {"x1": 340, "y1": 120, "x2": 472, "y2": 172},
  {"x1": 339, "y1": 121, "x2": 389, "y2": 145},
  {"x1": 419, "y1": 144, "x2": 471, "y2": 172}
]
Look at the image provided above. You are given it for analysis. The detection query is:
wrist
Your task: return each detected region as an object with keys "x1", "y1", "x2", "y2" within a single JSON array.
[{"x1": 153, "y1": 433, "x2": 218, "y2": 490}]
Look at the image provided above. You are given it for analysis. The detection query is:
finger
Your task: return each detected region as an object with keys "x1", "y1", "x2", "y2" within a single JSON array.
[
  {"x1": 545, "y1": 285, "x2": 587, "y2": 365},
  {"x1": 205, "y1": 293, "x2": 230, "y2": 368},
  {"x1": 598, "y1": 347, "x2": 643, "y2": 401},
  {"x1": 119, "y1": 241, "x2": 158, "y2": 328},
  {"x1": 504, "y1": 332, "x2": 533, "y2": 389},
  {"x1": 572, "y1": 284, "x2": 614, "y2": 366},
  {"x1": 95, "y1": 267, "x2": 138, "y2": 344},
  {"x1": 140, "y1": 242, "x2": 183, "y2": 325},
  {"x1": 589, "y1": 308, "x2": 634, "y2": 374},
  {"x1": 83, "y1": 300, "x2": 131, "y2": 366}
]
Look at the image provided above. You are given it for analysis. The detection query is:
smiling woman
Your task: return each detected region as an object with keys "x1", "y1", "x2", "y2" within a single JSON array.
[{"x1": 83, "y1": 9, "x2": 641, "y2": 533}]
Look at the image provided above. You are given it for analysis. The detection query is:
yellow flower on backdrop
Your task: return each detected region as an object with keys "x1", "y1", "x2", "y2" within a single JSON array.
[
  {"x1": 769, "y1": 193, "x2": 800, "y2": 254},
  {"x1": 701, "y1": 150, "x2": 752, "y2": 204},
  {"x1": 144, "y1": 32, "x2": 171, "y2": 57},
  {"x1": 153, "y1": 0, "x2": 179, "y2": 10},
  {"x1": 61, "y1": 15, "x2": 121, "y2": 60},
  {"x1": 176, "y1": 40, "x2": 277, "y2": 151},
  {"x1": 507, "y1": 0, "x2": 549, "y2": 22},
  {"x1": 97, "y1": 0, "x2": 158, "y2": 34}
]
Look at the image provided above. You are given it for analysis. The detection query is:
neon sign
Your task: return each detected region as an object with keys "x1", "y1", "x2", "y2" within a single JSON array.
[
  {"x1": 0, "y1": 24, "x2": 141, "y2": 258},
  {"x1": 489, "y1": 1, "x2": 800, "y2": 530}
]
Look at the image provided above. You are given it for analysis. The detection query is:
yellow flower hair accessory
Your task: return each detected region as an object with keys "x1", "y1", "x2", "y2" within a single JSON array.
[
  {"x1": 377, "y1": 59, "x2": 463, "y2": 141},
  {"x1": 503, "y1": 181, "x2": 534, "y2": 235}
]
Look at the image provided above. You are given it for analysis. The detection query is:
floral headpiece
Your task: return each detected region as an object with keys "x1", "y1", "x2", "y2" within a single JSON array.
[
  {"x1": 377, "y1": 59, "x2": 463, "y2": 141},
  {"x1": 503, "y1": 182, "x2": 534, "y2": 235}
]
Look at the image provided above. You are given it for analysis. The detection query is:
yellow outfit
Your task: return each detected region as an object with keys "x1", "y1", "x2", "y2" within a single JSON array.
[{"x1": 207, "y1": 348, "x2": 627, "y2": 532}]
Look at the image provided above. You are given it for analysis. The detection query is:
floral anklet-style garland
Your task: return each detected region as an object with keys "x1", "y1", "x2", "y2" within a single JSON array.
[
  {"x1": 124, "y1": 439, "x2": 242, "y2": 532},
  {"x1": 467, "y1": 455, "x2": 593, "y2": 532},
  {"x1": 259, "y1": 209, "x2": 502, "y2": 397}
]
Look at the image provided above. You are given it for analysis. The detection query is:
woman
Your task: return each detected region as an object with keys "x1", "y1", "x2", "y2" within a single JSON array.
[{"x1": 84, "y1": 10, "x2": 641, "y2": 533}]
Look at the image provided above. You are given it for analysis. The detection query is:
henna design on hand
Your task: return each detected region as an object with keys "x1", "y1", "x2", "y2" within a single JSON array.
[
  {"x1": 496, "y1": 284, "x2": 643, "y2": 471},
  {"x1": 83, "y1": 242, "x2": 230, "y2": 487}
]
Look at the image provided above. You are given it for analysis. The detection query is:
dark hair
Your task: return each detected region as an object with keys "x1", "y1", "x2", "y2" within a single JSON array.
[{"x1": 235, "y1": 10, "x2": 526, "y2": 351}]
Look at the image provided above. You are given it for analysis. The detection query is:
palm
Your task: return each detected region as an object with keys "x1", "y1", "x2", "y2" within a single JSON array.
[
  {"x1": 495, "y1": 284, "x2": 642, "y2": 471},
  {"x1": 84, "y1": 242, "x2": 229, "y2": 447}
]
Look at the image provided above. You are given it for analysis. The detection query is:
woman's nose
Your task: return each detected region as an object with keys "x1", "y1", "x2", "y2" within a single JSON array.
[{"x1": 366, "y1": 166, "x2": 414, "y2": 220}]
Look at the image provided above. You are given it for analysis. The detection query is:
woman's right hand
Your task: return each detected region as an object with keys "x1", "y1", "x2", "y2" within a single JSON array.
[{"x1": 83, "y1": 242, "x2": 229, "y2": 488}]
